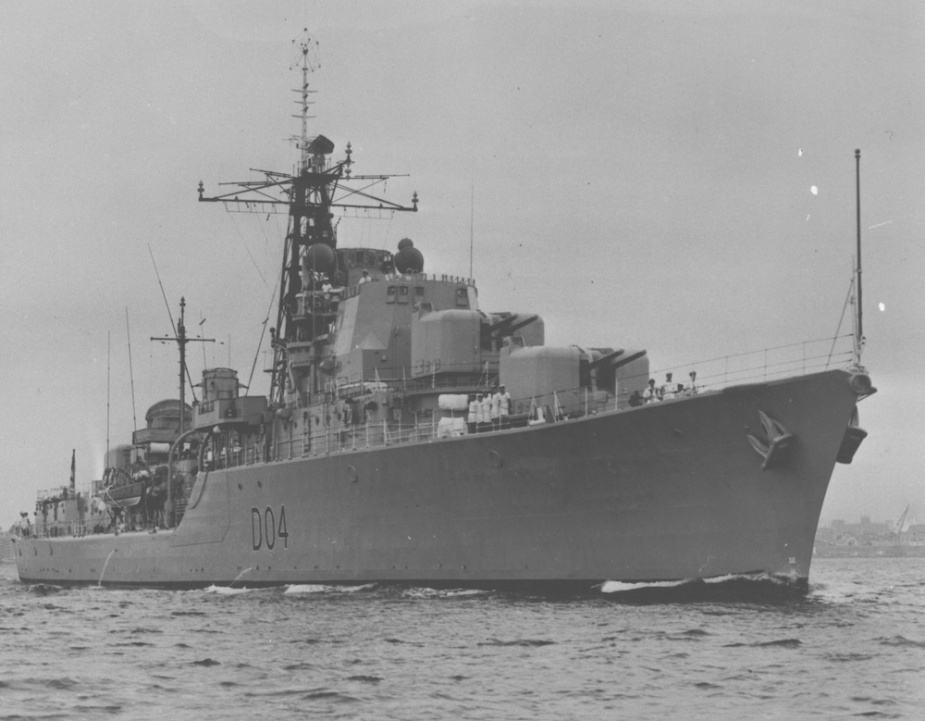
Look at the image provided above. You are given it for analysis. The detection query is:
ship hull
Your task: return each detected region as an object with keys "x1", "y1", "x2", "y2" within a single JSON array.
[{"x1": 14, "y1": 370, "x2": 859, "y2": 589}]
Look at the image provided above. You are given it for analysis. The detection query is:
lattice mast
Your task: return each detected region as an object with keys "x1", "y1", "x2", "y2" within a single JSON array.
[{"x1": 197, "y1": 29, "x2": 418, "y2": 406}]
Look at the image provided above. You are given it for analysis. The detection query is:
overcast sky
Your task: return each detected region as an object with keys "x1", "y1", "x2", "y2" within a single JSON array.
[{"x1": 1, "y1": 0, "x2": 923, "y2": 531}]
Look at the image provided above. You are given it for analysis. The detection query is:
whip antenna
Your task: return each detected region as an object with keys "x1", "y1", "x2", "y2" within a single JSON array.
[
  {"x1": 147, "y1": 244, "x2": 199, "y2": 402},
  {"x1": 125, "y1": 308, "x2": 137, "y2": 434}
]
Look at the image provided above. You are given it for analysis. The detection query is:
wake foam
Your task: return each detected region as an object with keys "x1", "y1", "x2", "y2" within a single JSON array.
[
  {"x1": 599, "y1": 572, "x2": 805, "y2": 603},
  {"x1": 203, "y1": 585, "x2": 255, "y2": 595},
  {"x1": 284, "y1": 583, "x2": 377, "y2": 595}
]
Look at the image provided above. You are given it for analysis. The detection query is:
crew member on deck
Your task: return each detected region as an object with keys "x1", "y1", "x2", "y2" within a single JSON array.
[
  {"x1": 359, "y1": 270, "x2": 371, "y2": 284},
  {"x1": 660, "y1": 373, "x2": 673, "y2": 400},
  {"x1": 643, "y1": 378, "x2": 658, "y2": 403},
  {"x1": 480, "y1": 393, "x2": 492, "y2": 431},
  {"x1": 496, "y1": 385, "x2": 511, "y2": 428},
  {"x1": 467, "y1": 395, "x2": 478, "y2": 434}
]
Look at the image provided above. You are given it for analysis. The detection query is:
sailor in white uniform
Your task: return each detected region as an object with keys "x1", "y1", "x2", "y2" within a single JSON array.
[
  {"x1": 490, "y1": 389, "x2": 501, "y2": 428},
  {"x1": 479, "y1": 393, "x2": 492, "y2": 431},
  {"x1": 467, "y1": 395, "x2": 479, "y2": 433},
  {"x1": 495, "y1": 385, "x2": 511, "y2": 428}
]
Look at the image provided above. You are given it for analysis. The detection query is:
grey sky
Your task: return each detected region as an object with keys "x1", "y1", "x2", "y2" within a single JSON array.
[{"x1": 1, "y1": 1, "x2": 923, "y2": 530}]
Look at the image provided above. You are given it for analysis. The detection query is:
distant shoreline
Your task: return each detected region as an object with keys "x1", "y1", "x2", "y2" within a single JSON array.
[{"x1": 814, "y1": 545, "x2": 925, "y2": 558}]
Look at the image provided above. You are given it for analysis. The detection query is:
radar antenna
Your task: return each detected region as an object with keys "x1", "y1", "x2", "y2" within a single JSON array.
[{"x1": 291, "y1": 29, "x2": 320, "y2": 173}]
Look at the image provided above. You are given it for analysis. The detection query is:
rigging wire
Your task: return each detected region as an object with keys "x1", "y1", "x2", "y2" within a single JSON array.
[
  {"x1": 261, "y1": 211, "x2": 287, "y2": 284},
  {"x1": 147, "y1": 244, "x2": 198, "y2": 403},
  {"x1": 106, "y1": 331, "x2": 111, "y2": 469},
  {"x1": 199, "y1": 312, "x2": 209, "y2": 368},
  {"x1": 230, "y1": 213, "x2": 270, "y2": 288},
  {"x1": 826, "y1": 270, "x2": 855, "y2": 370},
  {"x1": 148, "y1": 244, "x2": 178, "y2": 337},
  {"x1": 248, "y1": 276, "x2": 280, "y2": 392},
  {"x1": 125, "y1": 308, "x2": 138, "y2": 435}
]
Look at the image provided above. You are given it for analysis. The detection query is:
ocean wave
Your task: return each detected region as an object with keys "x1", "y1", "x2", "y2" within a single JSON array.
[
  {"x1": 346, "y1": 675, "x2": 383, "y2": 683},
  {"x1": 284, "y1": 582, "x2": 377, "y2": 595},
  {"x1": 400, "y1": 587, "x2": 491, "y2": 599},
  {"x1": 600, "y1": 579, "x2": 688, "y2": 594},
  {"x1": 477, "y1": 638, "x2": 556, "y2": 647},
  {"x1": 203, "y1": 585, "x2": 255, "y2": 595},
  {"x1": 300, "y1": 690, "x2": 358, "y2": 703},
  {"x1": 876, "y1": 635, "x2": 925, "y2": 648},
  {"x1": 191, "y1": 658, "x2": 221, "y2": 666},
  {"x1": 723, "y1": 638, "x2": 802, "y2": 649}
]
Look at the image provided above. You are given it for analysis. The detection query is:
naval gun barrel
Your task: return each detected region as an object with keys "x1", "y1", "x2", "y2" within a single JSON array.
[
  {"x1": 607, "y1": 350, "x2": 647, "y2": 370},
  {"x1": 587, "y1": 349, "x2": 625, "y2": 371},
  {"x1": 488, "y1": 314, "x2": 539, "y2": 339}
]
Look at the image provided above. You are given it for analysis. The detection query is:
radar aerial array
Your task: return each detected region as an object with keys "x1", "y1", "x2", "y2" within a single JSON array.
[
  {"x1": 197, "y1": 28, "x2": 418, "y2": 219},
  {"x1": 291, "y1": 28, "x2": 321, "y2": 173}
]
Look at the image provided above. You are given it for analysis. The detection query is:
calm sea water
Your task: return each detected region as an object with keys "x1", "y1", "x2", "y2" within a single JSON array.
[{"x1": 1, "y1": 558, "x2": 923, "y2": 720}]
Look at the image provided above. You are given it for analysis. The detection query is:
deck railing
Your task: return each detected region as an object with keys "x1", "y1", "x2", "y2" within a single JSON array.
[
  {"x1": 648, "y1": 334, "x2": 856, "y2": 394},
  {"x1": 240, "y1": 333, "x2": 859, "y2": 465}
]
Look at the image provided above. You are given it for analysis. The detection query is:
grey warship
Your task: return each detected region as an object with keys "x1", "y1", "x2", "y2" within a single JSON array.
[{"x1": 13, "y1": 35, "x2": 875, "y2": 591}]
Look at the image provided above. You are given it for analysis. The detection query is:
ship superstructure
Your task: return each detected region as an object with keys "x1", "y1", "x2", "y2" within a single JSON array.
[{"x1": 13, "y1": 32, "x2": 874, "y2": 591}]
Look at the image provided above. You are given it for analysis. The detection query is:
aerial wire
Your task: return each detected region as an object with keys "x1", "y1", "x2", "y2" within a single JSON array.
[
  {"x1": 469, "y1": 183, "x2": 475, "y2": 280},
  {"x1": 147, "y1": 244, "x2": 198, "y2": 402},
  {"x1": 106, "y1": 331, "x2": 111, "y2": 471},
  {"x1": 125, "y1": 308, "x2": 138, "y2": 434},
  {"x1": 148, "y1": 244, "x2": 178, "y2": 337},
  {"x1": 825, "y1": 264, "x2": 854, "y2": 370},
  {"x1": 230, "y1": 213, "x2": 270, "y2": 287},
  {"x1": 199, "y1": 312, "x2": 209, "y2": 368},
  {"x1": 247, "y1": 276, "x2": 280, "y2": 392}
]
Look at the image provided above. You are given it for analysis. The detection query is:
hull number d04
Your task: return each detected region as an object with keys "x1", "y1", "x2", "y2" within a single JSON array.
[{"x1": 251, "y1": 505, "x2": 289, "y2": 550}]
